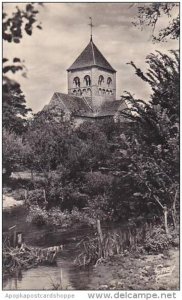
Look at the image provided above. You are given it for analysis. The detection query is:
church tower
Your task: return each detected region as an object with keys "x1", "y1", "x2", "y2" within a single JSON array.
[
  {"x1": 67, "y1": 22, "x2": 116, "y2": 109},
  {"x1": 45, "y1": 19, "x2": 127, "y2": 123}
]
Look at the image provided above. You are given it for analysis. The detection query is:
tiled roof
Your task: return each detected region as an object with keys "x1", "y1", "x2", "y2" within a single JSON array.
[
  {"x1": 43, "y1": 92, "x2": 93, "y2": 117},
  {"x1": 43, "y1": 93, "x2": 127, "y2": 119},
  {"x1": 95, "y1": 100, "x2": 127, "y2": 117},
  {"x1": 67, "y1": 39, "x2": 116, "y2": 73}
]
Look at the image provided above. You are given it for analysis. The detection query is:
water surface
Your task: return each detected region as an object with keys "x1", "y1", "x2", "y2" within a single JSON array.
[{"x1": 3, "y1": 206, "x2": 95, "y2": 290}]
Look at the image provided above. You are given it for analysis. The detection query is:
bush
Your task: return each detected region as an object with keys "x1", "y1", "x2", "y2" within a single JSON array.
[
  {"x1": 26, "y1": 205, "x2": 48, "y2": 226},
  {"x1": 27, "y1": 189, "x2": 45, "y2": 207},
  {"x1": 3, "y1": 129, "x2": 29, "y2": 177},
  {"x1": 84, "y1": 172, "x2": 113, "y2": 195},
  {"x1": 143, "y1": 226, "x2": 172, "y2": 254},
  {"x1": 26, "y1": 205, "x2": 88, "y2": 228},
  {"x1": 47, "y1": 207, "x2": 72, "y2": 228},
  {"x1": 70, "y1": 207, "x2": 96, "y2": 226}
]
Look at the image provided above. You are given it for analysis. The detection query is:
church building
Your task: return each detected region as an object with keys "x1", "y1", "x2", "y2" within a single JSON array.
[
  {"x1": 43, "y1": 22, "x2": 127, "y2": 124},
  {"x1": 67, "y1": 36, "x2": 116, "y2": 106}
]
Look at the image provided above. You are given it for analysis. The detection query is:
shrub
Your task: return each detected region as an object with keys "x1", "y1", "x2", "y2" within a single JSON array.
[
  {"x1": 84, "y1": 172, "x2": 113, "y2": 196},
  {"x1": 143, "y1": 225, "x2": 172, "y2": 254},
  {"x1": 70, "y1": 207, "x2": 96, "y2": 226},
  {"x1": 27, "y1": 189, "x2": 45, "y2": 207},
  {"x1": 26, "y1": 205, "x2": 48, "y2": 226},
  {"x1": 47, "y1": 207, "x2": 72, "y2": 228},
  {"x1": 26, "y1": 206, "x2": 87, "y2": 228}
]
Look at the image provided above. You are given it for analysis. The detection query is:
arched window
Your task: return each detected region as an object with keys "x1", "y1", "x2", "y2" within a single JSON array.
[
  {"x1": 82, "y1": 89, "x2": 86, "y2": 96},
  {"x1": 98, "y1": 75, "x2": 104, "y2": 86},
  {"x1": 77, "y1": 89, "x2": 82, "y2": 96},
  {"x1": 84, "y1": 75, "x2": 91, "y2": 86},
  {"x1": 87, "y1": 88, "x2": 91, "y2": 96},
  {"x1": 98, "y1": 88, "x2": 102, "y2": 95},
  {"x1": 102, "y1": 89, "x2": 105, "y2": 94},
  {"x1": 73, "y1": 77, "x2": 80, "y2": 88},
  {"x1": 106, "y1": 89, "x2": 109, "y2": 95},
  {"x1": 72, "y1": 90, "x2": 77, "y2": 95},
  {"x1": 107, "y1": 77, "x2": 112, "y2": 87}
]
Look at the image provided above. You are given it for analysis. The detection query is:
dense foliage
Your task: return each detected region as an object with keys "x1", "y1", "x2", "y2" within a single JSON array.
[
  {"x1": 3, "y1": 129, "x2": 28, "y2": 177},
  {"x1": 120, "y1": 50, "x2": 179, "y2": 232},
  {"x1": 3, "y1": 48, "x2": 179, "y2": 235},
  {"x1": 3, "y1": 3, "x2": 42, "y2": 134}
]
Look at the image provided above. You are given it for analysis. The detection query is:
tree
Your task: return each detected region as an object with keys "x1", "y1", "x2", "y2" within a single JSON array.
[
  {"x1": 3, "y1": 78, "x2": 32, "y2": 134},
  {"x1": 119, "y1": 50, "x2": 179, "y2": 233},
  {"x1": 123, "y1": 50, "x2": 179, "y2": 139},
  {"x1": 75, "y1": 121, "x2": 110, "y2": 172},
  {"x1": 3, "y1": 129, "x2": 28, "y2": 178},
  {"x1": 24, "y1": 111, "x2": 73, "y2": 177},
  {"x1": 82, "y1": 171, "x2": 114, "y2": 222},
  {"x1": 24, "y1": 112, "x2": 112, "y2": 206},
  {"x1": 3, "y1": 3, "x2": 42, "y2": 134},
  {"x1": 133, "y1": 3, "x2": 179, "y2": 42}
]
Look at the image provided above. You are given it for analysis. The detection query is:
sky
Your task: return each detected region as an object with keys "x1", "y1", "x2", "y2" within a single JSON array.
[{"x1": 3, "y1": 2, "x2": 179, "y2": 113}]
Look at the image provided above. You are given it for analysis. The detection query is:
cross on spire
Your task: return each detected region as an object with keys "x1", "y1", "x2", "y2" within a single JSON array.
[{"x1": 89, "y1": 17, "x2": 94, "y2": 41}]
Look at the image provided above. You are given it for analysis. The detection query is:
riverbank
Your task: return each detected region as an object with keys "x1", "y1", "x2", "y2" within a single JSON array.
[
  {"x1": 3, "y1": 194, "x2": 24, "y2": 210},
  {"x1": 2, "y1": 190, "x2": 179, "y2": 291},
  {"x1": 87, "y1": 248, "x2": 179, "y2": 290}
]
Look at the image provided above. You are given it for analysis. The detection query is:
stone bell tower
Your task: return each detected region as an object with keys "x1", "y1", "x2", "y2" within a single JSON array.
[{"x1": 67, "y1": 19, "x2": 116, "y2": 109}]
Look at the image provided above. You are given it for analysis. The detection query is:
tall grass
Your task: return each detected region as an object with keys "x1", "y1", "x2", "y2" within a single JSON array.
[
  {"x1": 74, "y1": 224, "x2": 148, "y2": 267},
  {"x1": 74, "y1": 222, "x2": 176, "y2": 267}
]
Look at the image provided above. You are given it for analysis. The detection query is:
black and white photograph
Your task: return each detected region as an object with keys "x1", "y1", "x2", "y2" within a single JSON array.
[{"x1": 2, "y1": 1, "x2": 180, "y2": 293}]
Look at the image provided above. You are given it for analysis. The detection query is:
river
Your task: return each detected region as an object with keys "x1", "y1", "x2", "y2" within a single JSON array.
[{"x1": 3, "y1": 205, "x2": 97, "y2": 290}]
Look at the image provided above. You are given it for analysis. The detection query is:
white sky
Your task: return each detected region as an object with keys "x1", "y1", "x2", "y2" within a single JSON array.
[{"x1": 3, "y1": 2, "x2": 179, "y2": 113}]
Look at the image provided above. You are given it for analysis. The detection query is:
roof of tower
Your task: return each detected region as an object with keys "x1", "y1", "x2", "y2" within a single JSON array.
[{"x1": 67, "y1": 39, "x2": 116, "y2": 72}]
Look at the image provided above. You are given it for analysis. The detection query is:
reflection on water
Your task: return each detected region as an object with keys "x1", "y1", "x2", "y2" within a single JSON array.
[
  {"x1": 3, "y1": 206, "x2": 95, "y2": 290},
  {"x1": 3, "y1": 248, "x2": 93, "y2": 290},
  {"x1": 4, "y1": 262, "x2": 72, "y2": 290}
]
